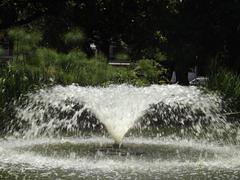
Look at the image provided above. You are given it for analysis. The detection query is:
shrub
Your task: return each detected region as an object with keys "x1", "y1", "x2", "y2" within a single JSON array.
[
  {"x1": 64, "y1": 29, "x2": 85, "y2": 46},
  {"x1": 135, "y1": 59, "x2": 167, "y2": 85},
  {"x1": 34, "y1": 48, "x2": 59, "y2": 67},
  {"x1": 109, "y1": 66, "x2": 137, "y2": 84}
]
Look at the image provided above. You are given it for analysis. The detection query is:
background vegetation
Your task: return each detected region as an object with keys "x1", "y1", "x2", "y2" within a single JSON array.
[
  {"x1": 0, "y1": 28, "x2": 168, "y2": 121},
  {"x1": 1, "y1": 0, "x2": 240, "y2": 83},
  {"x1": 1, "y1": 1, "x2": 240, "y2": 117}
]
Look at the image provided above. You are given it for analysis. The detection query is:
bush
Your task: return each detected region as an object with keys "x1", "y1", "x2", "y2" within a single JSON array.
[
  {"x1": 109, "y1": 66, "x2": 137, "y2": 84},
  {"x1": 64, "y1": 29, "x2": 85, "y2": 47},
  {"x1": 135, "y1": 59, "x2": 167, "y2": 85}
]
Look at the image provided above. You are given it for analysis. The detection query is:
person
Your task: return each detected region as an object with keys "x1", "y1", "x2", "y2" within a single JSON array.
[{"x1": 90, "y1": 42, "x2": 97, "y2": 58}]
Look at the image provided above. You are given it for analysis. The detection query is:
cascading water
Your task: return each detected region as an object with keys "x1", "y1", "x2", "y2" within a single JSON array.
[{"x1": 1, "y1": 84, "x2": 240, "y2": 179}]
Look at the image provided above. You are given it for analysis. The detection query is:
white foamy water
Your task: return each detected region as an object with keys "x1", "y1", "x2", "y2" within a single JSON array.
[
  {"x1": 14, "y1": 84, "x2": 224, "y2": 143},
  {"x1": 1, "y1": 84, "x2": 240, "y2": 179},
  {"x1": 0, "y1": 137, "x2": 240, "y2": 179}
]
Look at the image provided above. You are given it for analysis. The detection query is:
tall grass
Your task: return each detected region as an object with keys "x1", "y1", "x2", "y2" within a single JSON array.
[
  {"x1": 8, "y1": 28, "x2": 42, "y2": 62},
  {"x1": 208, "y1": 67, "x2": 240, "y2": 111}
]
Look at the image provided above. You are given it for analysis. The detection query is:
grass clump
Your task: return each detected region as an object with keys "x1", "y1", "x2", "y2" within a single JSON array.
[{"x1": 208, "y1": 67, "x2": 240, "y2": 105}]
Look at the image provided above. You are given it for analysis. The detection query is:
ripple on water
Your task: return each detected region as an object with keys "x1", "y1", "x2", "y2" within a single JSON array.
[{"x1": 0, "y1": 137, "x2": 240, "y2": 179}]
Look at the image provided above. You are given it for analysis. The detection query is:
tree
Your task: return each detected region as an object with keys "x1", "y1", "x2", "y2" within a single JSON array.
[{"x1": 1, "y1": 0, "x2": 240, "y2": 84}]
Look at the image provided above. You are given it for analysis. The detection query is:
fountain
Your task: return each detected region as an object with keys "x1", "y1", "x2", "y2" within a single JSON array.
[{"x1": 0, "y1": 84, "x2": 240, "y2": 179}]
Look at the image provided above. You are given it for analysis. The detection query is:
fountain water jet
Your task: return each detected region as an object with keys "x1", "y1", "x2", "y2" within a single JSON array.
[
  {"x1": 1, "y1": 84, "x2": 240, "y2": 179},
  {"x1": 12, "y1": 84, "x2": 225, "y2": 143}
]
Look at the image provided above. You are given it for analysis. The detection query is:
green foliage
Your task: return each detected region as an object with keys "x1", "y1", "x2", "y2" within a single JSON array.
[
  {"x1": 8, "y1": 28, "x2": 42, "y2": 54},
  {"x1": 0, "y1": 28, "x2": 169, "y2": 121},
  {"x1": 8, "y1": 28, "x2": 42, "y2": 66},
  {"x1": 141, "y1": 48, "x2": 167, "y2": 63},
  {"x1": 0, "y1": 46, "x2": 4, "y2": 56},
  {"x1": 115, "y1": 53, "x2": 130, "y2": 62},
  {"x1": 0, "y1": 76, "x2": 6, "y2": 106},
  {"x1": 34, "y1": 48, "x2": 59, "y2": 67},
  {"x1": 109, "y1": 67, "x2": 138, "y2": 85},
  {"x1": 154, "y1": 51, "x2": 167, "y2": 63},
  {"x1": 0, "y1": 64, "x2": 42, "y2": 107},
  {"x1": 57, "y1": 52, "x2": 75, "y2": 72},
  {"x1": 64, "y1": 29, "x2": 85, "y2": 46},
  {"x1": 208, "y1": 68, "x2": 240, "y2": 102},
  {"x1": 154, "y1": 31, "x2": 168, "y2": 44},
  {"x1": 135, "y1": 59, "x2": 167, "y2": 85},
  {"x1": 94, "y1": 52, "x2": 108, "y2": 63},
  {"x1": 2, "y1": 0, "x2": 240, "y2": 77}
]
